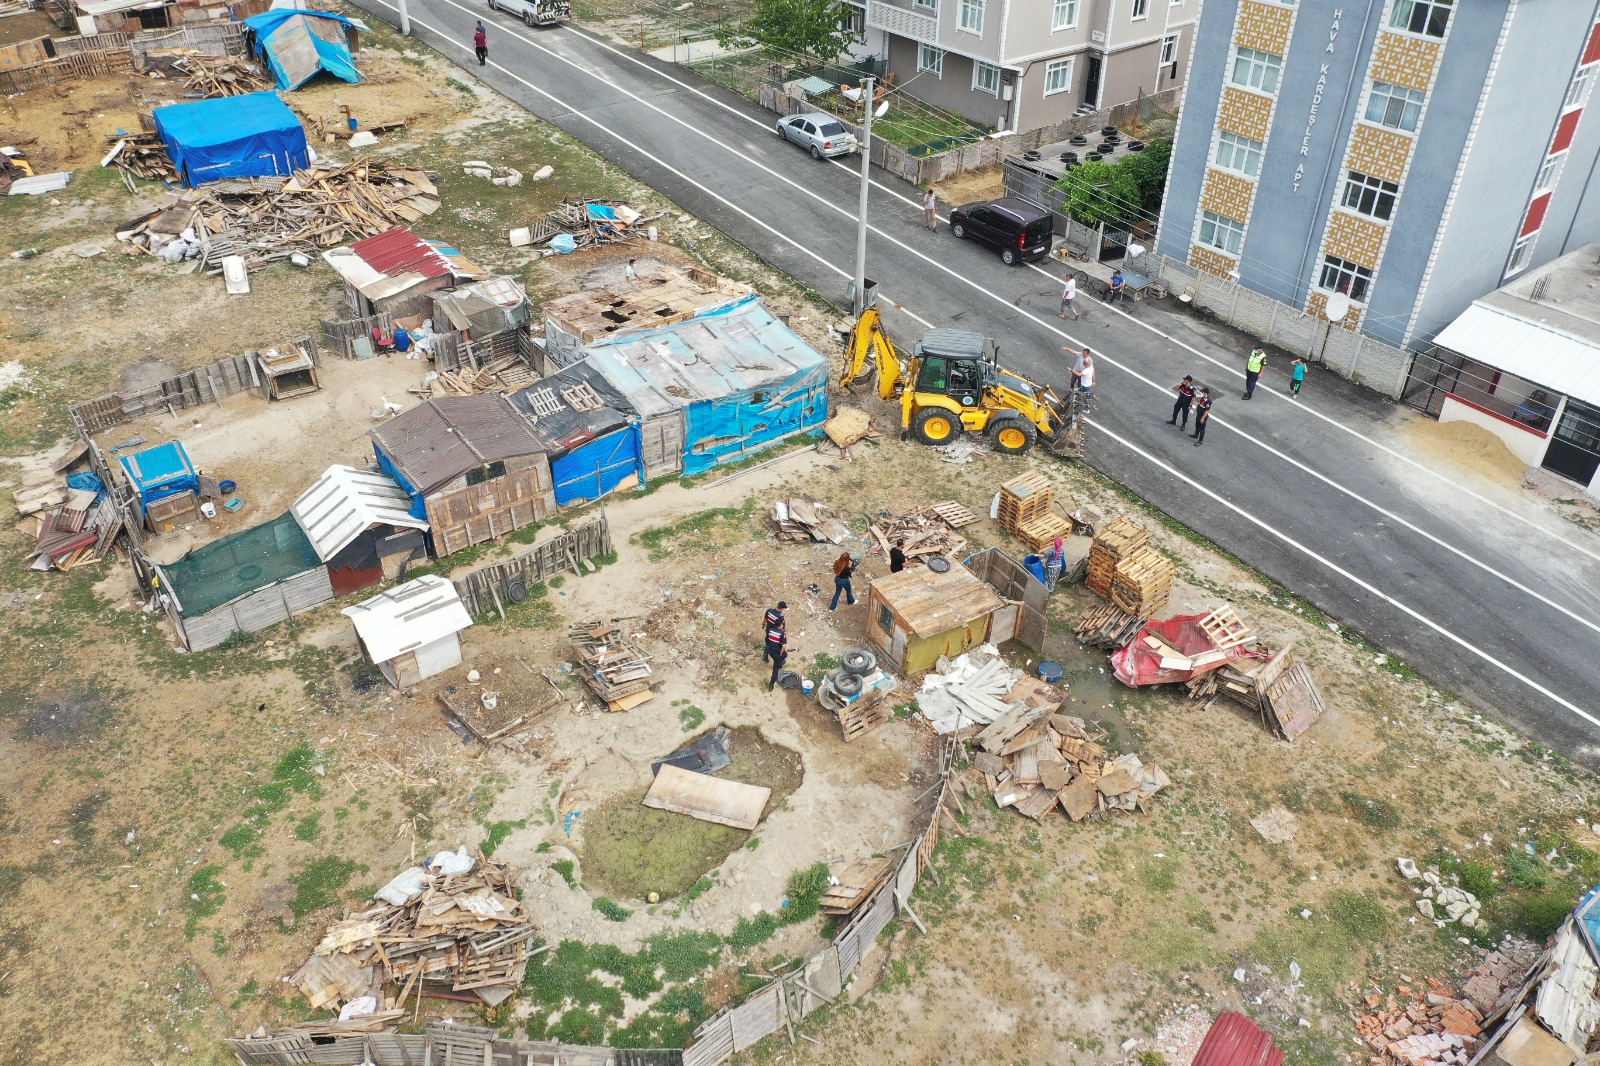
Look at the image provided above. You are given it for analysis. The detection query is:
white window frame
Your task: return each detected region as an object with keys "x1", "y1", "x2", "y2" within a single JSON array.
[
  {"x1": 1213, "y1": 130, "x2": 1264, "y2": 178},
  {"x1": 1230, "y1": 46, "x2": 1283, "y2": 95},
  {"x1": 1050, "y1": 0, "x2": 1078, "y2": 31},
  {"x1": 1507, "y1": 233, "x2": 1537, "y2": 276},
  {"x1": 1567, "y1": 64, "x2": 1596, "y2": 110},
  {"x1": 1199, "y1": 210, "x2": 1246, "y2": 255},
  {"x1": 1365, "y1": 80, "x2": 1426, "y2": 132},
  {"x1": 1130, "y1": 0, "x2": 1149, "y2": 19},
  {"x1": 918, "y1": 43, "x2": 944, "y2": 77},
  {"x1": 914, "y1": 0, "x2": 936, "y2": 12},
  {"x1": 1535, "y1": 155, "x2": 1565, "y2": 194},
  {"x1": 1340, "y1": 170, "x2": 1401, "y2": 221},
  {"x1": 958, "y1": 0, "x2": 984, "y2": 34},
  {"x1": 973, "y1": 60, "x2": 1000, "y2": 96},
  {"x1": 1318, "y1": 254, "x2": 1374, "y2": 303},
  {"x1": 1160, "y1": 34, "x2": 1179, "y2": 66},
  {"x1": 1043, "y1": 57, "x2": 1073, "y2": 96},
  {"x1": 1388, "y1": 0, "x2": 1452, "y2": 39}
]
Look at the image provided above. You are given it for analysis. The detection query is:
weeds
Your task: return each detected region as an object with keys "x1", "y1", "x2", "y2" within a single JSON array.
[{"x1": 592, "y1": 897, "x2": 631, "y2": 922}]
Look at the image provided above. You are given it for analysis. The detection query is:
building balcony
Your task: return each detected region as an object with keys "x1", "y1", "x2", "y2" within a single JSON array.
[{"x1": 866, "y1": 0, "x2": 939, "y2": 44}]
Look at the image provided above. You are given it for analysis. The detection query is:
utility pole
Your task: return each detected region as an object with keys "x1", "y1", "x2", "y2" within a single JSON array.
[
  {"x1": 852, "y1": 76, "x2": 875, "y2": 318},
  {"x1": 398, "y1": 0, "x2": 411, "y2": 36}
]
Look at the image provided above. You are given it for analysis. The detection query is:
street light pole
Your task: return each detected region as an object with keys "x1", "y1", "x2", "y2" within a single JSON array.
[
  {"x1": 852, "y1": 76, "x2": 875, "y2": 318},
  {"x1": 398, "y1": 0, "x2": 410, "y2": 35}
]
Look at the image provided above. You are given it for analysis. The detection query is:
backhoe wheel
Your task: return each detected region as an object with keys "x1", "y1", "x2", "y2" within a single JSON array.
[
  {"x1": 912, "y1": 407, "x2": 960, "y2": 445},
  {"x1": 989, "y1": 415, "x2": 1038, "y2": 455}
]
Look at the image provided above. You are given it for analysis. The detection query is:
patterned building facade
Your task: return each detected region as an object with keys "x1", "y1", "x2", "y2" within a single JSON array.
[{"x1": 1156, "y1": 0, "x2": 1600, "y2": 349}]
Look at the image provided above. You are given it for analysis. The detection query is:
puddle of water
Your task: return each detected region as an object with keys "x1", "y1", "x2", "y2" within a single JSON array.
[
  {"x1": 575, "y1": 725, "x2": 804, "y2": 901},
  {"x1": 1009, "y1": 627, "x2": 1151, "y2": 752}
]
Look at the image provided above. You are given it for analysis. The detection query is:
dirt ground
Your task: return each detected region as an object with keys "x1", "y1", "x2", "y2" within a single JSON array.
[{"x1": 1401, "y1": 416, "x2": 1531, "y2": 489}]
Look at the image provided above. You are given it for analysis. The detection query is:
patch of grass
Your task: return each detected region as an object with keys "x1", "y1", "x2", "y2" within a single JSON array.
[
  {"x1": 293, "y1": 813, "x2": 323, "y2": 843},
  {"x1": 549, "y1": 575, "x2": 566, "y2": 589},
  {"x1": 219, "y1": 823, "x2": 260, "y2": 858},
  {"x1": 635, "y1": 500, "x2": 758, "y2": 562},
  {"x1": 783, "y1": 862, "x2": 830, "y2": 922},
  {"x1": 807, "y1": 651, "x2": 841, "y2": 686},
  {"x1": 216, "y1": 629, "x2": 260, "y2": 651},
  {"x1": 1136, "y1": 854, "x2": 1181, "y2": 894},
  {"x1": 683, "y1": 876, "x2": 714, "y2": 903},
  {"x1": 184, "y1": 865, "x2": 227, "y2": 939},
  {"x1": 552, "y1": 860, "x2": 577, "y2": 887},
  {"x1": 1326, "y1": 890, "x2": 1389, "y2": 942},
  {"x1": 592, "y1": 896, "x2": 632, "y2": 922},
  {"x1": 1511, "y1": 888, "x2": 1579, "y2": 940},
  {"x1": 1338, "y1": 790, "x2": 1402, "y2": 830},
  {"x1": 744, "y1": 836, "x2": 761, "y2": 851},
  {"x1": 678, "y1": 705, "x2": 706, "y2": 731},
  {"x1": 287, "y1": 856, "x2": 360, "y2": 923},
  {"x1": 728, "y1": 911, "x2": 780, "y2": 951},
  {"x1": 481, "y1": 818, "x2": 527, "y2": 857}
]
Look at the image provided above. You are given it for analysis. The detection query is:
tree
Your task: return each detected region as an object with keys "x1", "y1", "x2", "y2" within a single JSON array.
[
  {"x1": 1121, "y1": 139, "x2": 1173, "y2": 216},
  {"x1": 1054, "y1": 159, "x2": 1145, "y2": 229},
  {"x1": 716, "y1": 0, "x2": 863, "y2": 69}
]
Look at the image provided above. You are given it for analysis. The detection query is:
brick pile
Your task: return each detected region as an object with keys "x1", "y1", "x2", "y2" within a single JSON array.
[{"x1": 1353, "y1": 948, "x2": 1535, "y2": 1066}]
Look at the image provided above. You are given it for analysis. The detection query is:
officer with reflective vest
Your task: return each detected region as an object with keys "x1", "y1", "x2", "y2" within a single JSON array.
[
  {"x1": 1168, "y1": 375, "x2": 1196, "y2": 429},
  {"x1": 1243, "y1": 347, "x2": 1267, "y2": 400}
]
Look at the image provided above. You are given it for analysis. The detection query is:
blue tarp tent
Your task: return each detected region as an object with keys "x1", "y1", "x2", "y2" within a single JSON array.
[
  {"x1": 243, "y1": 10, "x2": 361, "y2": 91},
  {"x1": 119, "y1": 441, "x2": 199, "y2": 522},
  {"x1": 510, "y1": 363, "x2": 644, "y2": 505},
  {"x1": 153, "y1": 93, "x2": 309, "y2": 187}
]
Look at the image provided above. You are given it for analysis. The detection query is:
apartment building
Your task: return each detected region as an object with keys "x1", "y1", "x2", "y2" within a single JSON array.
[
  {"x1": 1156, "y1": 0, "x2": 1600, "y2": 349},
  {"x1": 855, "y1": 0, "x2": 1197, "y2": 133}
]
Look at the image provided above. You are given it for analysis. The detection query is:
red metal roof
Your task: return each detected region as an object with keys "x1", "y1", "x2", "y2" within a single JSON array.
[
  {"x1": 348, "y1": 226, "x2": 453, "y2": 280},
  {"x1": 1193, "y1": 1012, "x2": 1284, "y2": 1066}
]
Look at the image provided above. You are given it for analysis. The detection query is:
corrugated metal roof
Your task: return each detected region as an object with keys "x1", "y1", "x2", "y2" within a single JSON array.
[
  {"x1": 1434, "y1": 302, "x2": 1600, "y2": 408},
  {"x1": 290, "y1": 464, "x2": 429, "y2": 563},
  {"x1": 7, "y1": 171, "x2": 74, "y2": 196},
  {"x1": 584, "y1": 297, "x2": 828, "y2": 419},
  {"x1": 1193, "y1": 1012, "x2": 1283, "y2": 1066},
  {"x1": 342, "y1": 575, "x2": 472, "y2": 663},
  {"x1": 348, "y1": 227, "x2": 455, "y2": 279},
  {"x1": 509, "y1": 362, "x2": 631, "y2": 457},
  {"x1": 369, "y1": 394, "x2": 545, "y2": 496},
  {"x1": 1535, "y1": 921, "x2": 1600, "y2": 1049}
]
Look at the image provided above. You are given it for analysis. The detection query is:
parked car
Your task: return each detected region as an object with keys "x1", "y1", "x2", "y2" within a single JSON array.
[
  {"x1": 487, "y1": 0, "x2": 570, "y2": 26},
  {"x1": 948, "y1": 197, "x2": 1054, "y2": 265},
  {"x1": 775, "y1": 113, "x2": 856, "y2": 160}
]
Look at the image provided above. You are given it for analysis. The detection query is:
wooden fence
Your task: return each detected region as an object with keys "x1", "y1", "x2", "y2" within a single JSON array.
[
  {"x1": 0, "y1": 23, "x2": 242, "y2": 93},
  {"x1": 69, "y1": 336, "x2": 319, "y2": 436},
  {"x1": 320, "y1": 314, "x2": 396, "y2": 359},
  {"x1": 451, "y1": 517, "x2": 612, "y2": 618},
  {"x1": 161, "y1": 565, "x2": 336, "y2": 653},
  {"x1": 320, "y1": 315, "x2": 533, "y2": 374},
  {"x1": 229, "y1": 1022, "x2": 681, "y2": 1065}
]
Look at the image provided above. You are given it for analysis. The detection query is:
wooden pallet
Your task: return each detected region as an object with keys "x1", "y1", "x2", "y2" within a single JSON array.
[
  {"x1": 927, "y1": 500, "x2": 980, "y2": 528},
  {"x1": 819, "y1": 857, "x2": 892, "y2": 915},
  {"x1": 1108, "y1": 545, "x2": 1174, "y2": 616},
  {"x1": 838, "y1": 689, "x2": 891, "y2": 742},
  {"x1": 1075, "y1": 603, "x2": 1145, "y2": 649},
  {"x1": 997, "y1": 472, "x2": 1053, "y2": 533},
  {"x1": 1197, "y1": 605, "x2": 1253, "y2": 649},
  {"x1": 1015, "y1": 511, "x2": 1073, "y2": 552},
  {"x1": 1085, "y1": 517, "x2": 1150, "y2": 598}
]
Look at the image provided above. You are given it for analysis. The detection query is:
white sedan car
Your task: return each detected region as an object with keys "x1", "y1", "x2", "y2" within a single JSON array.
[{"x1": 775, "y1": 112, "x2": 857, "y2": 160}]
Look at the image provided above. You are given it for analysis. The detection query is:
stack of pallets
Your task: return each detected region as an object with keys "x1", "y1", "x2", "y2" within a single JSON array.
[
  {"x1": 568, "y1": 621, "x2": 656, "y2": 710},
  {"x1": 1109, "y1": 545, "x2": 1175, "y2": 617},
  {"x1": 997, "y1": 472, "x2": 1072, "y2": 550},
  {"x1": 1086, "y1": 517, "x2": 1150, "y2": 600}
]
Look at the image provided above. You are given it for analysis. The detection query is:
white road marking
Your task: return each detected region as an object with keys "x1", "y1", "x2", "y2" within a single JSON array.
[{"x1": 362, "y1": 0, "x2": 1597, "y2": 718}]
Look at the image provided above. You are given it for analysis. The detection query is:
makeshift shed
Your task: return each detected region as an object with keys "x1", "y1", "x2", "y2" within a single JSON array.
[
  {"x1": 149, "y1": 511, "x2": 334, "y2": 651},
  {"x1": 152, "y1": 92, "x2": 310, "y2": 188},
  {"x1": 370, "y1": 394, "x2": 555, "y2": 557},
  {"x1": 343, "y1": 575, "x2": 473, "y2": 689},
  {"x1": 322, "y1": 227, "x2": 485, "y2": 319},
  {"x1": 291, "y1": 465, "x2": 431, "y2": 593},
  {"x1": 539, "y1": 262, "x2": 753, "y2": 371},
  {"x1": 582, "y1": 295, "x2": 829, "y2": 477},
  {"x1": 865, "y1": 559, "x2": 1008, "y2": 675},
  {"x1": 257, "y1": 343, "x2": 321, "y2": 401},
  {"x1": 511, "y1": 363, "x2": 644, "y2": 505},
  {"x1": 242, "y1": 9, "x2": 362, "y2": 91},
  {"x1": 118, "y1": 440, "x2": 200, "y2": 531}
]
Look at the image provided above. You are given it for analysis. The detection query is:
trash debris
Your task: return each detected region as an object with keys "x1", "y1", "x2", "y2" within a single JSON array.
[
  {"x1": 462, "y1": 161, "x2": 522, "y2": 186},
  {"x1": 1075, "y1": 603, "x2": 1145, "y2": 650},
  {"x1": 864, "y1": 501, "x2": 978, "y2": 564},
  {"x1": 1250, "y1": 806, "x2": 1298, "y2": 844},
  {"x1": 526, "y1": 197, "x2": 664, "y2": 249},
  {"x1": 770, "y1": 497, "x2": 852, "y2": 543},
  {"x1": 568, "y1": 620, "x2": 656, "y2": 710},
  {"x1": 1184, "y1": 638, "x2": 1324, "y2": 740}
]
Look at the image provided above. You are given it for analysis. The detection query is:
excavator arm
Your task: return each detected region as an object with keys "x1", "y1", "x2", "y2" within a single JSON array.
[{"x1": 840, "y1": 307, "x2": 904, "y2": 401}]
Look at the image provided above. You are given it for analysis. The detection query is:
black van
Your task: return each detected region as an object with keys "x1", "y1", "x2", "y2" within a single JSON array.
[{"x1": 948, "y1": 197, "x2": 1054, "y2": 265}]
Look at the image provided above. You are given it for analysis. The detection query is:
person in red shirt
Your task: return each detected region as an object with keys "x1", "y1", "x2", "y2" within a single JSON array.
[
  {"x1": 1168, "y1": 375, "x2": 1195, "y2": 429},
  {"x1": 473, "y1": 22, "x2": 488, "y2": 66}
]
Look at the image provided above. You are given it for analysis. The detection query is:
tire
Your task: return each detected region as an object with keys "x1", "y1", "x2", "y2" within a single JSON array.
[
  {"x1": 506, "y1": 579, "x2": 528, "y2": 604},
  {"x1": 951, "y1": 221, "x2": 966, "y2": 239},
  {"x1": 776, "y1": 124, "x2": 787, "y2": 140},
  {"x1": 833, "y1": 671, "x2": 864, "y2": 697},
  {"x1": 1001, "y1": 247, "x2": 1018, "y2": 266},
  {"x1": 912, "y1": 406, "x2": 960, "y2": 446},
  {"x1": 523, "y1": 10, "x2": 533, "y2": 25},
  {"x1": 809, "y1": 144, "x2": 822, "y2": 160},
  {"x1": 989, "y1": 415, "x2": 1037, "y2": 455},
  {"x1": 488, "y1": 0, "x2": 496, "y2": 9},
  {"x1": 841, "y1": 649, "x2": 876, "y2": 676}
]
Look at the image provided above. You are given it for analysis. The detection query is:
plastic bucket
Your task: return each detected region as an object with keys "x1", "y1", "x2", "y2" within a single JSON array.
[
  {"x1": 801, "y1": 679, "x2": 815, "y2": 695},
  {"x1": 1023, "y1": 554, "x2": 1048, "y2": 584},
  {"x1": 1038, "y1": 661, "x2": 1062, "y2": 684},
  {"x1": 347, "y1": 117, "x2": 359, "y2": 131}
]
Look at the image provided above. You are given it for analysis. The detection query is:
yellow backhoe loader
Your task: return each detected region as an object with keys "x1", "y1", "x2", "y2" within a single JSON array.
[{"x1": 839, "y1": 307, "x2": 1078, "y2": 456}]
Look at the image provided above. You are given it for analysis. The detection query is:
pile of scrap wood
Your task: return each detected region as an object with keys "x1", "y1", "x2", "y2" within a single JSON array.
[
  {"x1": 818, "y1": 857, "x2": 892, "y2": 917},
  {"x1": 136, "y1": 50, "x2": 269, "y2": 96},
  {"x1": 771, "y1": 497, "x2": 851, "y2": 543},
  {"x1": 996, "y1": 472, "x2": 1073, "y2": 551},
  {"x1": 292, "y1": 851, "x2": 537, "y2": 1014},
  {"x1": 527, "y1": 198, "x2": 664, "y2": 249},
  {"x1": 972, "y1": 703, "x2": 1171, "y2": 822},
  {"x1": 417, "y1": 355, "x2": 535, "y2": 397},
  {"x1": 822, "y1": 407, "x2": 877, "y2": 450},
  {"x1": 27, "y1": 494, "x2": 122, "y2": 572},
  {"x1": 1186, "y1": 640, "x2": 1324, "y2": 740},
  {"x1": 866, "y1": 501, "x2": 979, "y2": 565},
  {"x1": 114, "y1": 158, "x2": 440, "y2": 270},
  {"x1": 916, "y1": 647, "x2": 1023, "y2": 734},
  {"x1": 569, "y1": 620, "x2": 655, "y2": 710},
  {"x1": 1074, "y1": 603, "x2": 1145, "y2": 649}
]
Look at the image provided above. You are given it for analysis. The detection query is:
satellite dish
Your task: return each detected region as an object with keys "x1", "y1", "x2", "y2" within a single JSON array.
[
  {"x1": 1325, "y1": 291, "x2": 1352, "y2": 323},
  {"x1": 874, "y1": 100, "x2": 889, "y2": 118}
]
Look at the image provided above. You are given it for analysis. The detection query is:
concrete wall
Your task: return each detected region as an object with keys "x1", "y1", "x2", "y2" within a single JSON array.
[{"x1": 1439, "y1": 395, "x2": 1547, "y2": 468}]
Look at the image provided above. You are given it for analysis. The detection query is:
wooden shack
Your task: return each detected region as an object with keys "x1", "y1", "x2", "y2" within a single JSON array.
[
  {"x1": 370, "y1": 394, "x2": 555, "y2": 558},
  {"x1": 865, "y1": 559, "x2": 1008, "y2": 675},
  {"x1": 342, "y1": 575, "x2": 473, "y2": 689},
  {"x1": 322, "y1": 226, "x2": 485, "y2": 319},
  {"x1": 257, "y1": 344, "x2": 321, "y2": 401}
]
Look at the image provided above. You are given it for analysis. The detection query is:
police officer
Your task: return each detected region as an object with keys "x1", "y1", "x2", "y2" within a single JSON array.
[
  {"x1": 1243, "y1": 347, "x2": 1267, "y2": 399},
  {"x1": 762, "y1": 602, "x2": 788, "y2": 691},
  {"x1": 1191, "y1": 388, "x2": 1213, "y2": 446},
  {"x1": 1168, "y1": 375, "x2": 1196, "y2": 429}
]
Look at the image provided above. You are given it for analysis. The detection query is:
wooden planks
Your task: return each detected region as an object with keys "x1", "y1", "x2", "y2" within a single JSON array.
[
  {"x1": 837, "y1": 689, "x2": 891, "y2": 742},
  {"x1": 1108, "y1": 545, "x2": 1175, "y2": 617},
  {"x1": 1086, "y1": 516, "x2": 1150, "y2": 601},
  {"x1": 996, "y1": 472, "x2": 1053, "y2": 534},
  {"x1": 818, "y1": 858, "x2": 892, "y2": 916},
  {"x1": 643, "y1": 764, "x2": 771, "y2": 831}
]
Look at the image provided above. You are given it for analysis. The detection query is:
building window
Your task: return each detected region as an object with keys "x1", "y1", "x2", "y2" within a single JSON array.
[
  {"x1": 1341, "y1": 171, "x2": 1400, "y2": 220},
  {"x1": 1051, "y1": 0, "x2": 1077, "y2": 31},
  {"x1": 1365, "y1": 81, "x2": 1426, "y2": 131},
  {"x1": 918, "y1": 43, "x2": 944, "y2": 77},
  {"x1": 973, "y1": 60, "x2": 1000, "y2": 95},
  {"x1": 1213, "y1": 130, "x2": 1264, "y2": 177},
  {"x1": 1160, "y1": 34, "x2": 1179, "y2": 66},
  {"x1": 1043, "y1": 58, "x2": 1073, "y2": 96},
  {"x1": 839, "y1": 6, "x2": 864, "y2": 32},
  {"x1": 1567, "y1": 64, "x2": 1596, "y2": 110},
  {"x1": 1131, "y1": 0, "x2": 1148, "y2": 19},
  {"x1": 1319, "y1": 254, "x2": 1373, "y2": 302},
  {"x1": 465, "y1": 460, "x2": 508, "y2": 487},
  {"x1": 1199, "y1": 210, "x2": 1246, "y2": 255},
  {"x1": 1389, "y1": 0, "x2": 1452, "y2": 38},
  {"x1": 958, "y1": 0, "x2": 984, "y2": 33},
  {"x1": 1507, "y1": 234, "x2": 1537, "y2": 275},
  {"x1": 914, "y1": 0, "x2": 936, "y2": 10},
  {"x1": 878, "y1": 604, "x2": 894, "y2": 632},
  {"x1": 1535, "y1": 155, "x2": 1565, "y2": 193},
  {"x1": 1230, "y1": 47, "x2": 1283, "y2": 95}
]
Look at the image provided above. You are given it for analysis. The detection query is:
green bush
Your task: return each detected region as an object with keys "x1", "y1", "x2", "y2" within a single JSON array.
[
  {"x1": 783, "y1": 862, "x2": 831, "y2": 922},
  {"x1": 1513, "y1": 888, "x2": 1578, "y2": 939}
]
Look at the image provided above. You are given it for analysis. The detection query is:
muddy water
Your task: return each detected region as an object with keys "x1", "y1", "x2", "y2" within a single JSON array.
[
  {"x1": 1003, "y1": 625, "x2": 1154, "y2": 752},
  {"x1": 575, "y1": 726, "x2": 804, "y2": 901}
]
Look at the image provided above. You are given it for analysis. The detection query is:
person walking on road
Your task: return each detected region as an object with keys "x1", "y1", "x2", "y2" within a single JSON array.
[
  {"x1": 1059, "y1": 275, "x2": 1080, "y2": 320},
  {"x1": 763, "y1": 604, "x2": 789, "y2": 691},
  {"x1": 1168, "y1": 375, "x2": 1195, "y2": 429},
  {"x1": 1106, "y1": 270, "x2": 1126, "y2": 305},
  {"x1": 473, "y1": 21, "x2": 488, "y2": 66},
  {"x1": 1243, "y1": 347, "x2": 1267, "y2": 399},
  {"x1": 922, "y1": 187, "x2": 938, "y2": 231},
  {"x1": 1290, "y1": 356, "x2": 1307, "y2": 399},
  {"x1": 829, "y1": 552, "x2": 857, "y2": 611},
  {"x1": 1191, "y1": 388, "x2": 1213, "y2": 446},
  {"x1": 889, "y1": 539, "x2": 907, "y2": 574}
]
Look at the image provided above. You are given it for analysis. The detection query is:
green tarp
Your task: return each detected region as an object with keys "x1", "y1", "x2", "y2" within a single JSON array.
[{"x1": 160, "y1": 511, "x2": 322, "y2": 618}]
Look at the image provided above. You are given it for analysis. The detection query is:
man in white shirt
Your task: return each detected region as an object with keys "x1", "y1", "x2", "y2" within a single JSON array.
[
  {"x1": 1059, "y1": 275, "x2": 1080, "y2": 320},
  {"x1": 922, "y1": 187, "x2": 937, "y2": 231},
  {"x1": 1076, "y1": 353, "x2": 1096, "y2": 393}
]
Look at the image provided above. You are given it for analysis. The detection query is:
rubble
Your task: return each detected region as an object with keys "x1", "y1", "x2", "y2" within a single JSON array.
[
  {"x1": 1394, "y1": 861, "x2": 1486, "y2": 929},
  {"x1": 1185, "y1": 638, "x2": 1325, "y2": 741},
  {"x1": 137, "y1": 50, "x2": 270, "y2": 97},
  {"x1": 771, "y1": 497, "x2": 852, "y2": 543},
  {"x1": 527, "y1": 197, "x2": 664, "y2": 249},
  {"x1": 864, "y1": 501, "x2": 978, "y2": 563},
  {"x1": 568, "y1": 620, "x2": 656, "y2": 710},
  {"x1": 1352, "y1": 942, "x2": 1539, "y2": 1066}
]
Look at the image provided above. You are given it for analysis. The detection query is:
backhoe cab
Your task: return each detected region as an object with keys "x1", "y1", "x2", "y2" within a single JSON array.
[{"x1": 840, "y1": 307, "x2": 1067, "y2": 456}]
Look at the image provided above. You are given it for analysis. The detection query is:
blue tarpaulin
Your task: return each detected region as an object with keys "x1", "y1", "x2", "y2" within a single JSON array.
[
  {"x1": 66, "y1": 472, "x2": 104, "y2": 499},
  {"x1": 152, "y1": 93, "x2": 309, "y2": 187},
  {"x1": 119, "y1": 441, "x2": 199, "y2": 521},
  {"x1": 551, "y1": 427, "x2": 642, "y2": 505},
  {"x1": 243, "y1": 10, "x2": 361, "y2": 91}
]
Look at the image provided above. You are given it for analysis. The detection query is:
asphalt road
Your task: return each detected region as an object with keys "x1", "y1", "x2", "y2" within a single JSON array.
[{"x1": 350, "y1": 0, "x2": 1600, "y2": 760}]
